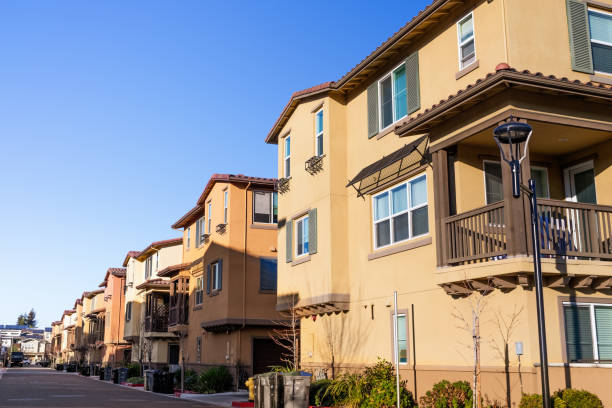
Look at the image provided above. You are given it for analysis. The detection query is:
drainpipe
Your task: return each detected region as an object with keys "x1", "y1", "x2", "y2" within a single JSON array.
[{"x1": 238, "y1": 181, "x2": 251, "y2": 387}]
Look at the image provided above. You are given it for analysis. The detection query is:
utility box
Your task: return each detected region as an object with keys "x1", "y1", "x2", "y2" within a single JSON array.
[{"x1": 282, "y1": 374, "x2": 311, "y2": 408}]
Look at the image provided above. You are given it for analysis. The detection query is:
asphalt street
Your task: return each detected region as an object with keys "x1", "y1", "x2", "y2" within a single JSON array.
[{"x1": 0, "y1": 368, "x2": 221, "y2": 408}]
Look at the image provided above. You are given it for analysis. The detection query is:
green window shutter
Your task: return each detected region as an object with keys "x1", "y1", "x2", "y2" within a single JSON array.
[
  {"x1": 285, "y1": 220, "x2": 293, "y2": 263},
  {"x1": 367, "y1": 82, "x2": 379, "y2": 139},
  {"x1": 595, "y1": 306, "x2": 612, "y2": 360},
  {"x1": 206, "y1": 264, "x2": 211, "y2": 294},
  {"x1": 308, "y1": 208, "x2": 317, "y2": 255},
  {"x1": 564, "y1": 305, "x2": 594, "y2": 362},
  {"x1": 406, "y1": 52, "x2": 421, "y2": 115},
  {"x1": 566, "y1": 0, "x2": 594, "y2": 74}
]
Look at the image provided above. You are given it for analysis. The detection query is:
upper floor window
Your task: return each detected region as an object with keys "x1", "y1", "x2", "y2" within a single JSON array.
[
  {"x1": 223, "y1": 190, "x2": 228, "y2": 224},
  {"x1": 295, "y1": 215, "x2": 310, "y2": 257},
  {"x1": 373, "y1": 174, "x2": 428, "y2": 249},
  {"x1": 145, "y1": 256, "x2": 153, "y2": 279},
  {"x1": 196, "y1": 216, "x2": 205, "y2": 247},
  {"x1": 563, "y1": 302, "x2": 612, "y2": 362},
  {"x1": 195, "y1": 277, "x2": 203, "y2": 305},
  {"x1": 315, "y1": 109, "x2": 324, "y2": 157},
  {"x1": 458, "y1": 13, "x2": 476, "y2": 69},
  {"x1": 379, "y1": 63, "x2": 407, "y2": 130},
  {"x1": 589, "y1": 9, "x2": 612, "y2": 74},
  {"x1": 484, "y1": 161, "x2": 503, "y2": 205},
  {"x1": 260, "y1": 258, "x2": 278, "y2": 292},
  {"x1": 187, "y1": 227, "x2": 191, "y2": 249},
  {"x1": 253, "y1": 191, "x2": 278, "y2": 224},
  {"x1": 284, "y1": 136, "x2": 291, "y2": 178},
  {"x1": 155, "y1": 252, "x2": 159, "y2": 273},
  {"x1": 125, "y1": 302, "x2": 132, "y2": 322},
  {"x1": 211, "y1": 261, "x2": 222, "y2": 291},
  {"x1": 207, "y1": 202, "x2": 212, "y2": 234}
]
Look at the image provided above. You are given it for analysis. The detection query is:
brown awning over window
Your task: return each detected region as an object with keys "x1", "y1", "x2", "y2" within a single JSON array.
[{"x1": 347, "y1": 136, "x2": 429, "y2": 197}]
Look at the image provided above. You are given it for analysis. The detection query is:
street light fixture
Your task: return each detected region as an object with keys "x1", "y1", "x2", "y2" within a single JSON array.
[{"x1": 493, "y1": 118, "x2": 551, "y2": 408}]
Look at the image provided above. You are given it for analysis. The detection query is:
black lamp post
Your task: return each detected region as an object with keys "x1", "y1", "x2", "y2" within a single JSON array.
[{"x1": 493, "y1": 118, "x2": 551, "y2": 408}]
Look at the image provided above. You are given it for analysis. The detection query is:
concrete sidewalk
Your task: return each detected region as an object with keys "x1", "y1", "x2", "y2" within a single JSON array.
[{"x1": 179, "y1": 391, "x2": 249, "y2": 407}]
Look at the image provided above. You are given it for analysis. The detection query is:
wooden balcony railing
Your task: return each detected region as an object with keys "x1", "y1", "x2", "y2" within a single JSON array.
[
  {"x1": 168, "y1": 293, "x2": 189, "y2": 326},
  {"x1": 443, "y1": 199, "x2": 612, "y2": 266},
  {"x1": 145, "y1": 304, "x2": 169, "y2": 333}
]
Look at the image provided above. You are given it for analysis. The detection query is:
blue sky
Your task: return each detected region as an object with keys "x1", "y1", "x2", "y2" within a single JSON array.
[{"x1": 0, "y1": 1, "x2": 431, "y2": 327}]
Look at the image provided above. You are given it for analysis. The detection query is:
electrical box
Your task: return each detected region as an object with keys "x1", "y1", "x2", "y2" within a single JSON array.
[{"x1": 515, "y1": 341, "x2": 523, "y2": 356}]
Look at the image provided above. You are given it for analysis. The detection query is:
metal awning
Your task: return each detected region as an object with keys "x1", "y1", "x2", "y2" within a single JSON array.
[{"x1": 346, "y1": 136, "x2": 429, "y2": 197}]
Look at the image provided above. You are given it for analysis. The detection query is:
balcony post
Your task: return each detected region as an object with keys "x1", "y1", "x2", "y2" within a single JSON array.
[
  {"x1": 433, "y1": 149, "x2": 450, "y2": 266},
  {"x1": 500, "y1": 142, "x2": 531, "y2": 256}
]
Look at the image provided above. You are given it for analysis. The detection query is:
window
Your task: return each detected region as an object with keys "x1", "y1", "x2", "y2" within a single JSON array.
[
  {"x1": 91, "y1": 297, "x2": 96, "y2": 311},
  {"x1": 458, "y1": 13, "x2": 476, "y2": 69},
  {"x1": 155, "y1": 252, "x2": 159, "y2": 273},
  {"x1": 145, "y1": 257, "x2": 153, "y2": 280},
  {"x1": 373, "y1": 175, "x2": 428, "y2": 249},
  {"x1": 207, "y1": 202, "x2": 212, "y2": 234},
  {"x1": 196, "y1": 217, "x2": 205, "y2": 247},
  {"x1": 223, "y1": 190, "x2": 228, "y2": 224},
  {"x1": 484, "y1": 161, "x2": 503, "y2": 205},
  {"x1": 379, "y1": 63, "x2": 407, "y2": 129},
  {"x1": 315, "y1": 109, "x2": 324, "y2": 157},
  {"x1": 295, "y1": 215, "x2": 309, "y2": 257},
  {"x1": 393, "y1": 314, "x2": 408, "y2": 364},
  {"x1": 125, "y1": 302, "x2": 132, "y2": 322},
  {"x1": 260, "y1": 258, "x2": 277, "y2": 291},
  {"x1": 530, "y1": 167, "x2": 550, "y2": 199},
  {"x1": 211, "y1": 262, "x2": 222, "y2": 291},
  {"x1": 589, "y1": 9, "x2": 612, "y2": 74},
  {"x1": 563, "y1": 302, "x2": 612, "y2": 362},
  {"x1": 187, "y1": 227, "x2": 191, "y2": 249},
  {"x1": 253, "y1": 191, "x2": 278, "y2": 223},
  {"x1": 284, "y1": 136, "x2": 291, "y2": 178},
  {"x1": 195, "y1": 277, "x2": 203, "y2": 305},
  {"x1": 196, "y1": 336, "x2": 202, "y2": 363}
]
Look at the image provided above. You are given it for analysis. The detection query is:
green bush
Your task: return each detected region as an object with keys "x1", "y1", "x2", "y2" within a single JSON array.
[
  {"x1": 195, "y1": 366, "x2": 233, "y2": 393},
  {"x1": 419, "y1": 380, "x2": 473, "y2": 408},
  {"x1": 185, "y1": 374, "x2": 199, "y2": 392},
  {"x1": 309, "y1": 379, "x2": 333, "y2": 406},
  {"x1": 126, "y1": 376, "x2": 144, "y2": 384},
  {"x1": 553, "y1": 389, "x2": 603, "y2": 408},
  {"x1": 127, "y1": 363, "x2": 140, "y2": 378}
]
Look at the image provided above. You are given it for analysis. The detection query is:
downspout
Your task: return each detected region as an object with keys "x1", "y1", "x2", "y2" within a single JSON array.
[
  {"x1": 501, "y1": 0, "x2": 509, "y2": 65},
  {"x1": 239, "y1": 181, "x2": 251, "y2": 385}
]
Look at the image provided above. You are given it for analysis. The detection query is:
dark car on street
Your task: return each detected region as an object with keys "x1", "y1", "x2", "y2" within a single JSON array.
[{"x1": 9, "y1": 352, "x2": 24, "y2": 367}]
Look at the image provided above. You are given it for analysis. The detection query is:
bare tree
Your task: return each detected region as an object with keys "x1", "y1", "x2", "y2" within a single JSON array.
[
  {"x1": 269, "y1": 295, "x2": 300, "y2": 371},
  {"x1": 138, "y1": 319, "x2": 152, "y2": 373}
]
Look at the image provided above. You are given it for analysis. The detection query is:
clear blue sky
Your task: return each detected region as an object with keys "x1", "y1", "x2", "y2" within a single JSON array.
[{"x1": 0, "y1": 1, "x2": 431, "y2": 327}]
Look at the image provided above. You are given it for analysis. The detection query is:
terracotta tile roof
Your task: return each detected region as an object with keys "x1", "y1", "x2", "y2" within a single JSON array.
[
  {"x1": 172, "y1": 174, "x2": 276, "y2": 229},
  {"x1": 99, "y1": 267, "x2": 127, "y2": 288},
  {"x1": 157, "y1": 263, "x2": 190, "y2": 278},
  {"x1": 265, "y1": 0, "x2": 461, "y2": 144},
  {"x1": 83, "y1": 289, "x2": 104, "y2": 299},
  {"x1": 122, "y1": 250, "x2": 140, "y2": 267},
  {"x1": 135, "y1": 278, "x2": 171, "y2": 290},
  {"x1": 395, "y1": 65, "x2": 612, "y2": 136},
  {"x1": 135, "y1": 238, "x2": 183, "y2": 260}
]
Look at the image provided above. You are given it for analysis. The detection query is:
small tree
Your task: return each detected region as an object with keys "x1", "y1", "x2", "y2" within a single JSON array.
[
  {"x1": 270, "y1": 295, "x2": 300, "y2": 371},
  {"x1": 26, "y1": 309, "x2": 37, "y2": 327},
  {"x1": 16, "y1": 314, "x2": 27, "y2": 326}
]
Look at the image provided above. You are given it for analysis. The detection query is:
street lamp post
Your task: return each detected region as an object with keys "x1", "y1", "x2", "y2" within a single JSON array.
[{"x1": 493, "y1": 118, "x2": 551, "y2": 408}]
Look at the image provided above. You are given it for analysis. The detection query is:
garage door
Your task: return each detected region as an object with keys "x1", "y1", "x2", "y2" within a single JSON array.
[{"x1": 252, "y1": 338, "x2": 285, "y2": 375}]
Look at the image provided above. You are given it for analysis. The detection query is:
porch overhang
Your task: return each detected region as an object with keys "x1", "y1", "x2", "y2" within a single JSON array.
[
  {"x1": 136, "y1": 279, "x2": 171, "y2": 291},
  {"x1": 276, "y1": 293, "x2": 350, "y2": 317},
  {"x1": 157, "y1": 263, "x2": 190, "y2": 278},
  {"x1": 395, "y1": 67, "x2": 612, "y2": 139},
  {"x1": 346, "y1": 136, "x2": 429, "y2": 197},
  {"x1": 200, "y1": 318, "x2": 289, "y2": 333}
]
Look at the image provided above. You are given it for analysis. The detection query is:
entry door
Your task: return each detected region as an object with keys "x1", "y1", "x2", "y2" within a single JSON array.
[
  {"x1": 565, "y1": 161, "x2": 597, "y2": 204},
  {"x1": 168, "y1": 344, "x2": 179, "y2": 365}
]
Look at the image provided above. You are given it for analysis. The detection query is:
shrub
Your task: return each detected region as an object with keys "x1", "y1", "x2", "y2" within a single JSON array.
[
  {"x1": 309, "y1": 379, "x2": 332, "y2": 407},
  {"x1": 127, "y1": 363, "x2": 140, "y2": 378},
  {"x1": 126, "y1": 376, "x2": 144, "y2": 385},
  {"x1": 553, "y1": 389, "x2": 603, "y2": 408},
  {"x1": 419, "y1": 380, "x2": 473, "y2": 408},
  {"x1": 196, "y1": 366, "x2": 233, "y2": 393}
]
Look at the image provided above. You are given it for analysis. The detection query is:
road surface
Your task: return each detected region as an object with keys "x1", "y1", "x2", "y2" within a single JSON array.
[{"x1": 0, "y1": 368, "x2": 221, "y2": 407}]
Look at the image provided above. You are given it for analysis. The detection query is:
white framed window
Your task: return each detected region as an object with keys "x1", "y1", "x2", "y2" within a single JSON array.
[
  {"x1": 589, "y1": 8, "x2": 612, "y2": 75},
  {"x1": 207, "y1": 202, "x2": 212, "y2": 234},
  {"x1": 284, "y1": 136, "x2": 291, "y2": 178},
  {"x1": 253, "y1": 191, "x2": 278, "y2": 224},
  {"x1": 372, "y1": 174, "x2": 428, "y2": 249},
  {"x1": 457, "y1": 13, "x2": 476, "y2": 69},
  {"x1": 315, "y1": 109, "x2": 324, "y2": 157},
  {"x1": 393, "y1": 313, "x2": 408, "y2": 364},
  {"x1": 145, "y1": 256, "x2": 153, "y2": 279},
  {"x1": 483, "y1": 161, "x2": 503, "y2": 205},
  {"x1": 564, "y1": 160, "x2": 597, "y2": 204},
  {"x1": 195, "y1": 277, "x2": 203, "y2": 305},
  {"x1": 155, "y1": 252, "x2": 159, "y2": 273},
  {"x1": 295, "y1": 215, "x2": 310, "y2": 257},
  {"x1": 211, "y1": 262, "x2": 221, "y2": 291},
  {"x1": 223, "y1": 190, "x2": 228, "y2": 224},
  {"x1": 563, "y1": 302, "x2": 612, "y2": 362},
  {"x1": 379, "y1": 62, "x2": 407, "y2": 130},
  {"x1": 530, "y1": 166, "x2": 550, "y2": 199},
  {"x1": 196, "y1": 216, "x2": 205, "y2": 247},
  {"x1": 187, "y1": 227, "x2": 191, "y2": 249}
]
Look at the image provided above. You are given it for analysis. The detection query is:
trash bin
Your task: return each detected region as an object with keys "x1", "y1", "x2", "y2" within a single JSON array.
[
  {"x1": 144, "y1": 369, "x2": 155, "y2": 391},
  {"x1": 81, "y1": 366, "x2": 90, "y2": 376},
  {"x1": 254, "y1": 372, "x2": 283, "y2": 408},
  {"x1": 104, "y1": 366, "x2": 112, "y2": 381},
  {"x1": 118, "y1": 367, "x2": 129, "y2": 384},
  {"x1": 112, "y1": 368, "x2": 119, "y2": 384},
  {"x1": 55, "y1": 363, "x2": 64, "y2": 371},
  {"x1": 66, "y1": 362, "x2": 77, "y2": 372},
  {"x1": 282, "y1": 374, "x2": 311, "y2": 408},
  {"x1": 158, "y1": 371, "x2": 174, "y2": 394},
  {"x1": 99, "y1": 366, "x2": 105, "y2": 380}
]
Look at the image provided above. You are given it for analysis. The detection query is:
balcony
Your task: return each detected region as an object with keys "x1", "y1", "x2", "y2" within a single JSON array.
[
  {"x1": 168, "y1": 293, "x2": 189, "y2": 328},
  {"x1": 144, "y1": 304, "x2": 169, "y2": 333}
]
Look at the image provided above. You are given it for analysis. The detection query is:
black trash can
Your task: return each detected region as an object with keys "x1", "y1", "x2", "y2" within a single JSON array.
[
  {"x1": 55, "y1": 363, "x2": 64, "y2": 371},
  {"x1": 158, "y1": 371, "x2": 175, "y2": 394},
  {"x1": 81, "y1": 366, "x2": 91, "y2": 376},
  {"x1": 99, "y1": 366, "x2": 105, "y2": 380},
  {"x1": 112, "y1": 368, "x2": 119, "y2": 384},
  {"x1": 104, "y1": 366, "x2": 112, "y2": 381},
  {"x1": 118, "y1": 367, "x2": 128, "y2": 384}
]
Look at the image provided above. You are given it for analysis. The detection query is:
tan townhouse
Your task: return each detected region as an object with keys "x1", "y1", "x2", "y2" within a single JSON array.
[
  {"x1": 100, "y1": 267, "x2": 129, "y2": 366},
  {"x1": 123, "y1": 239, "x2": 183, "y2": 369},
  {"x1": 169, "y1": 174, "x2": 284, "y2": 383},
  {"x1": 266, "y1": 0, "x2": 612, "y2": 405},
  {"x1": 83, "y1": 289, "x2": 105, "y2": 365}
]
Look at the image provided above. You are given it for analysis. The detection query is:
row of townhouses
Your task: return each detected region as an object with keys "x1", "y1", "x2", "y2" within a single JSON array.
[{"x1": 51, "y1": 0, "x2": 612, "y2": 404}]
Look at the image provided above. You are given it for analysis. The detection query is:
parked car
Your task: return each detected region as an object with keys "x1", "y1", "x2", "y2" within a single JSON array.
[
  {"x1": 9, "y1": 352, "x2": 24, "y2": 367},
  {"x1": 22, "y1": 359, "x2": 31, "y2": 366}
]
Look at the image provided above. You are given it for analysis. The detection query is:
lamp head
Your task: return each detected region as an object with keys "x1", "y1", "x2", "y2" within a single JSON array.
[{"x1": 493, "y1": 120, "x2": 532, "y2": 145}]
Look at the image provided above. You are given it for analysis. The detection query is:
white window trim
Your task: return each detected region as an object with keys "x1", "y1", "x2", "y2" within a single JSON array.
[
  {"x1": 295, "y1": 215, "x2": 310, "y2": 258},
  {"x1": 482, "y1": 160, "x2": 501, "y2": 205},
  {"x1": 588, "y1": 8, "x2": 612, "y2": 75},
  {"x1": 393, "y1": 313, "x2": 408, "y2": 365},
  {"x1": 378, "y1": 60, "x2": 409, "y2": 132},
  {"x1": 563, "y1": 160, "x2": 595, "y2": 202},
  {"x1": 372, "y1": 173, "x2": 428, "y2": 250},
  {"x1": 457, "y1": 12, "x2": 476, "y2": 70},
  {"x1": 284, "y1": 136, "x2": 291, "y2": 178},
  {"x1": 223, "y1": 190, "x2": 228, "y2": 224},
  {"x1": 315, "y1": 109, "x2": 324, "y2": 157},
  {"x1": 187, "y1": 227, "x2": 191, "y2": 249},
  {"x1": 530, "y1": 165, "x2": 551, "y2": 199},
  {"x1": 207, "y1": 202, "x2": 212, "y2": 234},
  {"x1": 195, "y1": 277, "x2": 203, "y2": 305},
  {"x1": 563, "y1": 301, "x2": 612, "y2": 362},
  {"x1": 211, "y1": 262, "x2": 221, "y2": 291}
]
